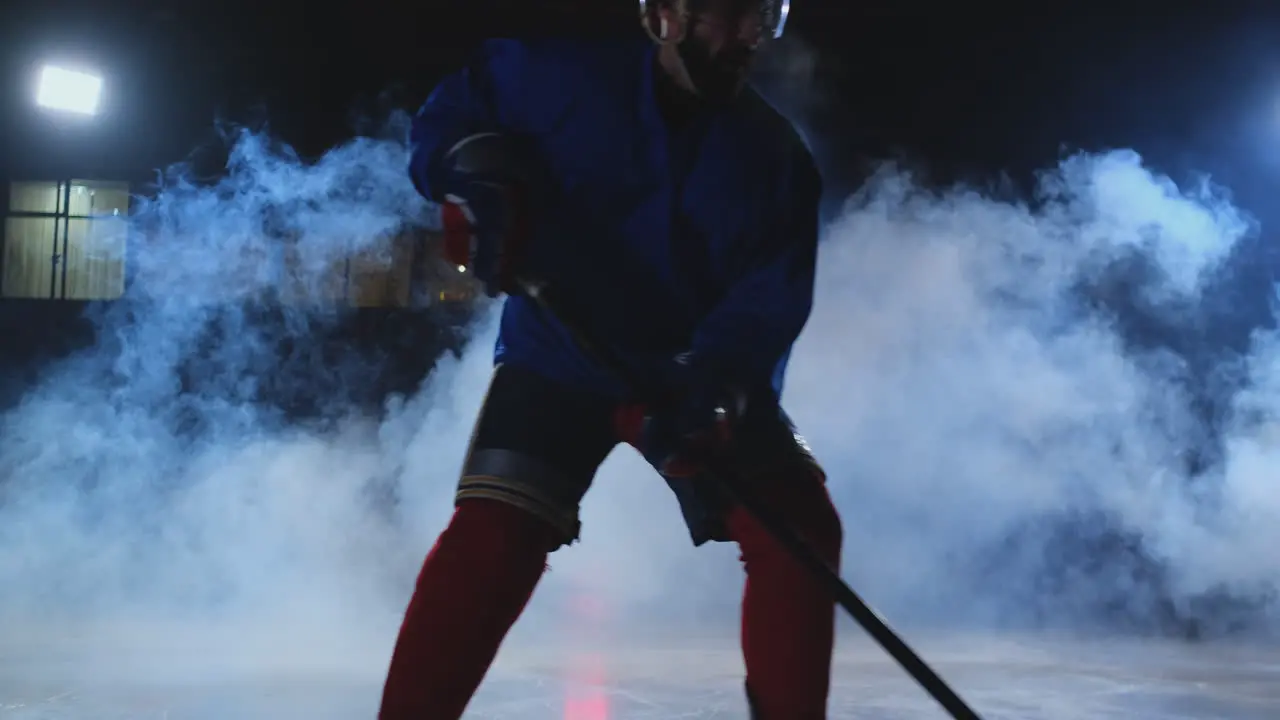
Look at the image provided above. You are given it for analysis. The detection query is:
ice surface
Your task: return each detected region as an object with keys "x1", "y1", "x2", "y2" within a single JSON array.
[{"x1": 2, "y1": 630, "x2": 1278, "y2": 719}]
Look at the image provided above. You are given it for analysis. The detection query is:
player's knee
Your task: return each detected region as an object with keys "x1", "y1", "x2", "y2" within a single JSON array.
[
  {"x1": 451, "y1": 497, "x2": 566, "y2": 555},
  {"x1": 455, "y1": 464, "x2": 583, "y2": 552},
  {"x1": 786, "y1": 478, "x2": 843, "y2": 564},
  {"x1": 731, "y1": 468, "x2": 843, "y2": 565},
  {"x1": 453, "y1": 489, "x2": 578, "y2": 552}
]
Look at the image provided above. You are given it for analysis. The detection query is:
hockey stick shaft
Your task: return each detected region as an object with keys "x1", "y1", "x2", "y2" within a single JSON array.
[{"x1": 515, "y1": 279, "x2": 983, "y2": 720}]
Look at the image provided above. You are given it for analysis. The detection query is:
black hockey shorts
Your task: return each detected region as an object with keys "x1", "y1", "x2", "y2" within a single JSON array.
[{"x1": 454, "y1": 363, "x2": 825, "y2": 549}]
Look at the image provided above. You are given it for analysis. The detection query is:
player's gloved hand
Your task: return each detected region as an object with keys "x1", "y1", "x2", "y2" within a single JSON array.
[
  {"x1": 617, "y1": 353, "x2": 747, "y2": 479},
  {"x1": 436, "y1": 133, "x2": 534, "y2": 297}
]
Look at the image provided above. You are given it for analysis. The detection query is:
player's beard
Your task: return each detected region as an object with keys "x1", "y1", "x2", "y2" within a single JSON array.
[{"x1": 677, "y1": 32, "x2": 753, "y2": 106}]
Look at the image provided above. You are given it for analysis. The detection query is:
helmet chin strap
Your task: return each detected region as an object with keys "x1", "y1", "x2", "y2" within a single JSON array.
[
  {"x1": 641, "y1": 0, "x2": 687, "y2": 45},
  {"x1": 642, "y1": 0, "x2": 747, "y2": 104},
  {"x1": 642, "y1": 0, "x2": 703, "y2": 99}
]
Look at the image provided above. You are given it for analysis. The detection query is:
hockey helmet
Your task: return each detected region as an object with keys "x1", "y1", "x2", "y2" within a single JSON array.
[{"x1": 640, "y1": 0, "x2": 791, "y2": 43}]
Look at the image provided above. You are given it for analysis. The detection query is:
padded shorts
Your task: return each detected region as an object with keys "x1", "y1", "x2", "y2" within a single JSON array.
[{"x1": 455, "y1": 363, "x2": 825, "y2": 548}]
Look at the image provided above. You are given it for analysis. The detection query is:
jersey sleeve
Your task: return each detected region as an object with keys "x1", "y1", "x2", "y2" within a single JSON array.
[
  {"x1": 689, "y1": 147, "x2": 823, "y2": 391},
  {"x1": 408, "y1": 40, "x2": 533, "y2": 202}
]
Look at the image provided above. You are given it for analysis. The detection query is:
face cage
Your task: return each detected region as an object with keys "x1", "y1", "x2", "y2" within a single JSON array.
[{"x1": 639, "y1": 0, "x2": 790, "y2": 42}]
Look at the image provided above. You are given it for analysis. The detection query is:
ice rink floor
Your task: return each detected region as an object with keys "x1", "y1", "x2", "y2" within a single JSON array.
[{"x1": 3, "y1": 629, "x2": 1279, "y2": 719}]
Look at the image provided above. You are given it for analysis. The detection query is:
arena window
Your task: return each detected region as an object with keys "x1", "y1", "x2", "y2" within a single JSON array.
[{"x1": 2, "y1": 180, "x2": 129, "y2": 300}]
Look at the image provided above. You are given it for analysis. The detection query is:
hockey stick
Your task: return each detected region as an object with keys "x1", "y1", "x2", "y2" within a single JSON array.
[
  {"x1": 514, "y1": 277, "x2": 984, "y2": 720},
  {"x1": 417, "y1": 196, "x2": 979, "y2": 715}
]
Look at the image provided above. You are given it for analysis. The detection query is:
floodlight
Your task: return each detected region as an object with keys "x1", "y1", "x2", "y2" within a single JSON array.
[{"x1": 36, "y1": 65, "x2": 102, "y2": 115}]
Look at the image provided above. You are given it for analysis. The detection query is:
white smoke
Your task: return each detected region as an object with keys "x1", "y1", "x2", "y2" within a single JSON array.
[
  {"x1": 784, "y1": 154, "x2": 1265, "y2": 632},
  {"x1": 0, "y1": 117, "x2": 1276, "y2": 703}
]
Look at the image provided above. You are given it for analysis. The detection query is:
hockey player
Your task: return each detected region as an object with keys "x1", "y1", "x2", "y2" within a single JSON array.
[{"x1": 380, "y1": 0, "x2": 841, "y2": 717}]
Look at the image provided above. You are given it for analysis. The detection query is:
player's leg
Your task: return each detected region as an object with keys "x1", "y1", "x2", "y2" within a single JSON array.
[
  {"x1": 727, "y1": 415, "x2": 841, "y2": 720},
  {"x1": 659, "y1": 403, "x2": 842, "y2": 719},
  {"x1": 379, "y1": 363, "x2": 617, "y2": 720}
]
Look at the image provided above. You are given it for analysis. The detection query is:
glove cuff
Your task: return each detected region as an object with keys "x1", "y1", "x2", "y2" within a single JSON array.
[{"x1": 439, "y1": 198, "x2": 475, "y2": 269}]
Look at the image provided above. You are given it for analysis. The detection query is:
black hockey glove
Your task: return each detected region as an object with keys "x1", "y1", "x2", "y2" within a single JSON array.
[{"x1": 620, "y1": 352, "x2": 747, "y2": 478}]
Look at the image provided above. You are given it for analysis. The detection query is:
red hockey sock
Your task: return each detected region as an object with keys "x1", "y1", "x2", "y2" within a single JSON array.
[
  {"x1": 379, "y1": 499, "x2": 559, "y2": 720},
  {"x1": 727, "y1": 478, "x2": 843, "y2": 720}
]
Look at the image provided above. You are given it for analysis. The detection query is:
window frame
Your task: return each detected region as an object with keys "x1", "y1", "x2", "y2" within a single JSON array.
[{"x1": 2, "y1": 179, "x2": 131, "y2": 301}]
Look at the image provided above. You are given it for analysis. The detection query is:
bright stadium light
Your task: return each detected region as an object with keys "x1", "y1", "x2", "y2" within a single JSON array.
[{"x1": 36, "y1": 65, "x2": 102, "y2": 115}]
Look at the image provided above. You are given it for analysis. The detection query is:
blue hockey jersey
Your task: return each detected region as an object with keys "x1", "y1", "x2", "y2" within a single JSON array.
[{"x1": 409, "y1": 36, "x2": 822, "y2": 399}]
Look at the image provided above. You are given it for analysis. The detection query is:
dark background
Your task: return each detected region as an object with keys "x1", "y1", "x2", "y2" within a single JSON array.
[
  {"x1": 3, "y1": 0, "x2": 1280, "y2": 418},
  {"x1": 8, "y1": 1, "x2": 1280, "y2": 181}
]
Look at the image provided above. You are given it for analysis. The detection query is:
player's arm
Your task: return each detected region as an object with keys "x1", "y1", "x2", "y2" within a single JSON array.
[
  {"x1": 408, "y1": 40, "x2": 530, "y2": 201},
  {"x1": 631, "y1": 148, "x2": 820, "y2": 476},
  {"x1": 690, "y1": 148, "x2": 822, "y2": 392},
  {"x1": 409, "y1": 40, "x2": 538, "y2": 295}
]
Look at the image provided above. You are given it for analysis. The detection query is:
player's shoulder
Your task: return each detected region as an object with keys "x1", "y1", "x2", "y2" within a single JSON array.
[
  {"x1": 479, "y1": 35, "x2": 649, "y2": 84},
  {"x1": 474, "y1": 36, "x2": 650, "y2": 134}
]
